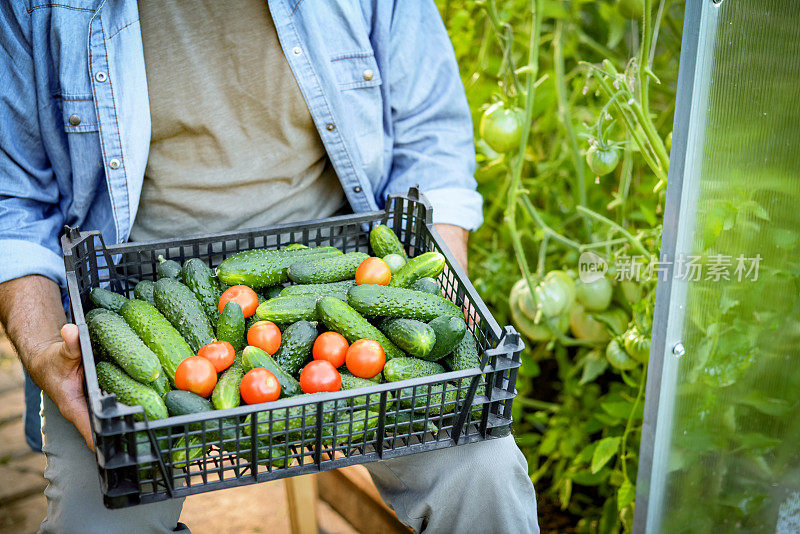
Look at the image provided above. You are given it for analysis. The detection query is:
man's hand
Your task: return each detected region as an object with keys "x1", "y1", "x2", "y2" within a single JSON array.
[
  {"x1": 433, "y1": 224, "x2": 470, "y2": 274},
  {"x1": 0, "y1": 276, "x2": 93, "y2": 449}
]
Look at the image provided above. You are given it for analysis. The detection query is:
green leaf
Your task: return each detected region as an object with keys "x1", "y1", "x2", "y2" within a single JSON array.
[
  {"x1": 617, "y1": 479, "x2": 636, "y2": 511},
  {"x1": 580, "y1": 353, "x2": 608, "y2": 385},
  {"x1": 739, "y1": 392, "x2": 793, "y2": 417},
  {"x1": 600, "y1": 401, "x2": 635, "y2": 419},
  {"x1": 591, "y1": 436, "x2": 621, "y2": 474}
]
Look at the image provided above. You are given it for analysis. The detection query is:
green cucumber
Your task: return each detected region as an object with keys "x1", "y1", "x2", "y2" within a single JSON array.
[
  {"x1": 149, "y1": 372, "x2": 169, "y2": 397},
  {"x1": 322, "y1": 409, "x2": 379, "y2": 445},
  {"x1": 256, "y1": 295, "x2": 318, "y2": 323},
  {"x1": 383, "y1": 357, "x2": 445, "y2": 382},
  {"x1": 153, "y1": 278, "x2": 215, "y2": 352},
  {"x1": 133, "y1": 280, "x2": 157, "y2": 306},
  {"x1": 384, "y1": 411, "x2": 438, "y2": 434},
  {"x1": 216, "y1": 247, "x2": 342, "y2": 289},
  {"x1": 86, "y1": 308, "x2": 161, "y2": 384},
  {"x1": 164, "y1": 390, "x2": 213, "y2": 417},
  {"x1": 89, "y1": 287, "x2": 128, "y2": 313},
  {"x1": 315, "y1": 297, "x2": 404, "y2": 361},
  {"x1": 369, "y1": 225, "x2": 407, "y2": 260},
  {"x1": 170, "y1": 436, "x2": 207, "y2": 468},
  {"x1": 340, "y1": 372, "x2": 393, "y2": 412},
  {"x1": 423, "y1": 316, "x2": 467, "y2": 362},
  {"x1": 180, "y1": 258, "x2": 222, "y2": 326},
  {"x1": 389, "y1": 252, "x2": 446, "y2": 288},
  {"x1": 263, "y1": 285, "x2": 284, "y2": 299},
  {"x1": 244, "y1": 401, "x2": 333, "y2": 441},
  {"x1": 379, "y1": 318, "x2": 436, "y2": 359},
  {"x1": 212, "y1": 359, "x2": 244, "y2": 410},
  {"x1": 96, "y1": 361, "x2": 167, "y2": 420},
  {"x1": 399, "y1": 383, "x2": 459, "y2": 415},
  {"x1": 217, "y1": 301, "x2": 246, "y2": 352},
  {"x1": 446, "y1": 332, "x2": 482, "y2": 371},
  {"x1": 282, "y1": 243, "x2": 308, "y2": 251},
  {"x1": 273, "y1": 321, "x2": 317, "y2": 375},
  {"x1": 156, "y1": 255, "x2": 182, "y2": 280},
  {"x1": 287, "y1": 252, "x2": 369, "y2": 284},
  {"x1": 409, "y1": 277, "x2": 441, "y2": 295},
  {"x1": 241, "y1": 345, "x2": 302, "y2": 397},
  {"x1": 119, "y1": 299, "x2": 194, "y2": 385},
  {"x1": 347, "y1": 285, "x2": 461, "y2": 321},
  {"x1": 280, "y1": 279, "x2": 355, "y2": 299}
]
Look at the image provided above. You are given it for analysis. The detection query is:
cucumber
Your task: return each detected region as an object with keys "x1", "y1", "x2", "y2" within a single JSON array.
[
  {"x1": 263, "y1": 285, "x2": 284, "y2": 299},
  {"x1": 347, "y1": 285, "x2": 461, "y2": 321},
  {"x1": 212, "y1": 359, "x2": 244, "y2": 410},
  {"x1": 382, "y1": 253, "x2": 406, "y2": 274},
  {"x1": 283, "y1": 243, "x2": 308, "y2": 251},
  {"x1": 216, "y1": 247, "x2": 342, "y2": 289},
  {"x1": 315, "y1": 297, "x2": 404, "y2": 361},
  {"x1": 153, "y1": 278, "x2": 215, "y2": 352},
  {"x1": 398, "y1": 383, "x2": 458, "y2": 416},
  {"x1": 170, "y1": 436, "x2": 207, "y2": 468},
  {"x1": 369, "y1": 225, "x2": 407, "y2": 260},
  {"x1": 256, "y1": 295, "x2": 318, "y2": 323},
  {"x1": 86, "y1": 308, "x2": 161, "y2": 384},
  {"x1": 423, "y1": 315, "x2": 467, "y2": 362},
  {"x1": 156, "y1": 255, "x2": 182, "y2": 280},
  {"x1": 446, "y1": 331, "x2": 482, "y2": 371},
  {"x1": 89, "y1": 287, "x2": 128, "y2": 313},
  {"x1": 217, "y1": 301, "x2": 246, "y2": 352},
  {"x1": 340, "y1": 372, "x2": 393, "y2": 412},
  {"x1": 242, "y1": 346, "x2": 302, "y2": 397},
  {"x1": 389, "y1": 252, "x2": 446, "y2": 288},
  {"x1": 149, "y1": 372, "x2": 169, "y2": 397},
  {"x1": 280, "y1": 279, "x2": 355, "y2": 299},
  {"x1": 180, "y1": 258, "x2": 222, "y2": 326},
  {"x1": 244, "y1": 401, "x2": 333, "y2": 441},
  {"x1": 273, "y1": 321, "x2": 317, "y2": 375},
  {"x1": 96, "y1": 361, "x2": 167, "y2": 420},
  {"x1": 119, "y1": 299, "x2": 194, "y2": 385},
  {"x1": 322, "y1": 409, "x2": 379, "y2": 445},
  {"x1": 409, "y1": 277, "x2": 441, "y2": 295},
  {"x1": 384, "y1": 411, "x2": 438, "y2": 434},
  {"x1": 379, "y1": 318, "x2": 436, "y2": 359},
  {"x1": 164, "y1": 390, "x2": 213, "y2": 417},
  {"x1": 383, "y1": 357, "x2": 445, "y2": 382},
  {"x1": 287, "y1": 252, "x2": 370, "y2": 284},
  {"x1": 133, "y1": 280, "x2": 156, "y2": 306}
]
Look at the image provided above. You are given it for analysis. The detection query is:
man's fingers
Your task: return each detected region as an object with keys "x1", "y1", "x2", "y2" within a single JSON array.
[
  {"x1": 61, "y1": 399, "x2": 95, "y2": 451},
  {"x1": 60, "y1": 323, "x2": 81, "y2": 359}
]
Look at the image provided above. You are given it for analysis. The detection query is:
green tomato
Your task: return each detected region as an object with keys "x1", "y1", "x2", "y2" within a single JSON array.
[
  {"x1": 622, "y1": 327, "x2": 651, "y2": 363},
  {"x1": 382, "y1": 253, "x2": 407, "y2": 274},
  {"x1": 479, "y1": 102, "x2": 525, "y2": 153},
  {"x1": 510, "y1": 286, "x2": 569, "y2": 342},
  {"x1": 586, "y1": 145, "x2": 621, "y2": 176},
  {"x1": 534, "y1": 270, "x2": 577, "y2": 318},
  {"x1": 510, "y1": 278, "x2": 539, "y2": 320},
  {"x1": 568, "y1": 304, "x2": 611, "y2": 343},
  {"x1": 613, "y1": 280, "x2": 641, "y2": 310},
  {"x1": 575, "y1": 276, "x2": 613, "y2": 311},
  {"x1": 605, "y1": 339, "x2": 638, "y2": 370},
  {"x1": 593, "y1": 307, "x2": 630, "y2": 336}
]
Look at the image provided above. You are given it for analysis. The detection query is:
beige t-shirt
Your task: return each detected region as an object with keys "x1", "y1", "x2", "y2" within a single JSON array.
[{"x1": 130, "y1": 1, "x2": 346, "y2": 241}]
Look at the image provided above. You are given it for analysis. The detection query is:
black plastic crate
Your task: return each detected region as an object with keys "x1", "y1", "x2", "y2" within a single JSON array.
[{"x1": 61, "y1": 188, "x2": 523, "y2": 509}]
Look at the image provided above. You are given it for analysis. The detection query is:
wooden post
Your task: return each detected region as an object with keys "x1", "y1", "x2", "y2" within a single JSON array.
[{"x1": 285, "y1": 475, "x2": 319, "y2": 534}]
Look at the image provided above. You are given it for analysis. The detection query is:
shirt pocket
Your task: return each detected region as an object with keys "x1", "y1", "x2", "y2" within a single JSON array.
[
  {"x1": 60, "y1": 95, "x2": 100, "y2": 133},
  {"x1": 329, "y1": 52, "x2": 384, "y2": 179}
]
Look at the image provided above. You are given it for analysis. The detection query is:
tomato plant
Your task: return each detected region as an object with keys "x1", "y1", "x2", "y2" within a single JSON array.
[
  {"x1": 586, "y1": 145, "x2": 622, "y2": 176},
  {"x1": 197, "y1": 340, "x2": 235, "y2": 372},
  {"x1": 355, "y1": 257, "x2": 392, "y2": 286},
  {"x1": 312, "y1": 331, "x2": 349, "y2": 368},
  {"x1": 300, "y1": 360, "x2": 342, "y2": 394},
  {"x1": 219, "y1": 285, "x2": 259, "y2": 317},
  {"x1": 247, "y1": 321, "x2": 282, "y2": 355},
  {"x1": 345, "y1": 339, "x2": 386, "y2": 379},
  {"x1": 175, "y1": 356, "x2": 218, "y2": 398},
  {"x1": 240, "y1": 368, "x2": 281, "y2": 404},
  {"x1": 479, "y1": 102, "x2": 525, "y2": 153}
]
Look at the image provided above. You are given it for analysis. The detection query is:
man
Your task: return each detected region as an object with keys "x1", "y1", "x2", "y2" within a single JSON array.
[{"x1": 0, "y1": 1, "x2": 540, "y2": 532}]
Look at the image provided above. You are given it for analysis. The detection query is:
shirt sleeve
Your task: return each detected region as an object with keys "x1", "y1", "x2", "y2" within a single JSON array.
[
  {"x1": 381, "y1": 1, "x2": 483, "y2": 231},
  {"x1": 0, "y1": 7, "x2": 67, "y2": 289}
]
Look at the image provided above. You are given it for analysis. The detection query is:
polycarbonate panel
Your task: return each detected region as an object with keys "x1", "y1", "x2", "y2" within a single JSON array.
[{"x1": 636, "y1": 1, "x2": 800, "y2": 532}]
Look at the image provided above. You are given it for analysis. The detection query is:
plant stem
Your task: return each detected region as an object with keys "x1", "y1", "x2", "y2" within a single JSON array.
[
  {"x1": 521, "y1": 196, "x2": 582, "y2": 250},
  {"x1": 576, "y1": 205, "x2": 651, "y2": 258},
  {"x1": 619, "y1": 368, "x2": 647, "y2": 479}
]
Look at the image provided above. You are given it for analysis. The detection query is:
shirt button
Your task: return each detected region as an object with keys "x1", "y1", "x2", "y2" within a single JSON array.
[
  {"x1": 109, "y1": 158, "x2": 121, "y2": 169},
  {"x1": 292, "y1": 46, "x2": 302, "y2": 56},
  {"x1": 68, "y1": 115, "x2": 81, "y2": 126},
  {"x1": 95, "y1": 71, "x2": 107, "y2": 82},
  {"x1": 353, "y1": 186, "x2": 362, "y2": 193},
  {"x1": 326, "y1": 123, "x2": 336, "y2": 131},
  {"x1": 362, "y1": 69, "x2": 374, "y2": 81}
]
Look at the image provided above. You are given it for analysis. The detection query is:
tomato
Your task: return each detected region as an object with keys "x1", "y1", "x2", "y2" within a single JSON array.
[
  {"x1": 197, "y1": 340, "x2": 236, "y2": 372},
  {"x1": 240, "y1": 368, "x2": 281, "y2": 404},
  {"x1": 300, "y1": 360, "x2": 342, "y2": 393},
  {"x1": 312, "y1": 331, "x2": 349, "y2": 368},
  {"x1": 479, "y1": 102, "x2": 525, "y2": 153},
  {"x1": 605, "y1": 339, "x2": 638, "y2": 370},
  {"x1": 593, "y1": 307, "x2": 630, "y2": 336},
  {"x1": 219, "y1": 285, "x2": 259, "y2": 317},
  {"x1": 575, "y1": 276, "x2": 613, "y2": 312},
  {"x1": 345, "y1": 339, "x2": 386, "y2": 379},
  {"x1": 586, "y1": 145, "x2": 621, "y2": 175},
  {"x1": 534, "y1": 270, "x2": 576, "y2": 318},
  {"x1": 382, "y1": 253, "x2": 407, "y2": 274},
  {"x1": 175, "y1": 356, "x2": 218, "y2": 397},
  {"x1": 613, "y1": 280, "x2": 642, "y2": 309},
  {"x1": 509, "y1": 279, "x2": 569, "y2": 342},
  {"x1": 247, "y1": 321, "x2": 282, "y2": 355},
  {"x1": 568, "y1": 304, "x2": 611, "y2": 343},
  {"x1": 622, "y1": 327, "x2": 651, "y2": 363},
  {"x1": 355, "y1": 257, "x2": 392, "y2": 286}
]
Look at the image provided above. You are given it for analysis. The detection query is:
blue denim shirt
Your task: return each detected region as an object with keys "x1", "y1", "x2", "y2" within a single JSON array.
[{"x1": 0, "y1": 0, "x2": 483, "y2": 291}]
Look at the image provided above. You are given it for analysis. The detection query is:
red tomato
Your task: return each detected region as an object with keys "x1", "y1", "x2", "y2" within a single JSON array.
[
  {"x1": 197, "y1": 340, "x2": 236, "y2": 372},
  {"x1": 312, "y1": 331, "x2": 349, "y2": 368},
  {"x1": 355, "y1": 257, "x2": 392, "y2": 286},
  {"x1": 299, "y1": 360, "x2": 342, "y2": 394},
  {"x1": 345, "y1": 339, "x2": 386, "y2": 379},
  {"x1": 174, "y1": 356, "x2": 218, "y2": 397},
  {"x1": 247, "y1": 321, "x2": 282, "y2": 355},
  {"x1": 219, "y1": 285, "x2": 259, "y2": 317},
  {"x1": 240, "y1": 368, "x2": 281, "y2": 404}
]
